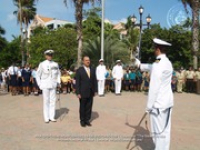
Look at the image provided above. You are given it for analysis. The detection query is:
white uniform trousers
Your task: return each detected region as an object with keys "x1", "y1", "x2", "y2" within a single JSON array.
[
  {"x1": 42, "y1": 88, "x2": 57, "y2": 122},
  {"x1": 98, "y1": 80, "x2": 105, "y2": 95},
  {"x1": 150, "y1": 108, "x2": 172, "y2": 150},
  {"x1": 115, "y1": 79, "x2": 121, "y2": 94}
]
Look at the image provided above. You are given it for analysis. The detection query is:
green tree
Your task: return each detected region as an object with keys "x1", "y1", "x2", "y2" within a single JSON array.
[
  {"x1": 181, "y1": 0, "x2": 199, "y2": 69},
  {"x1": 13, "y1": 0, "x2": 37, "y2": 66},
  {"x1": 83, "y1": 8, "x2": 102, "y2": 40},
  {"x1": 64, "y1": 0, "x2": 101, "y2": 67},
  {"x1": 0, "y1": 25, "x2": 7, "y2": 52},
  {"x1": 83, "y1": 35, "x2": 129, "y2": 67},
  {"x1": 28, "y1": 27, "x2": 77, "y2": 68},
  {"x1": 140, "y1": 24, "x2": 193, "y2": 69},
  {"x1": 0, "y1": 36, "x2": 20, "y2": 68},
  {"x1": 122, "y1": 28, "x2": 139, "y2": 60}
]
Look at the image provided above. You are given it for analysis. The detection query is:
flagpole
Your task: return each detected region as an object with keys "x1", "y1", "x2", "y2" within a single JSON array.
[{"x1": 101, "y1": 0, "x2": 105, "y2": 60}]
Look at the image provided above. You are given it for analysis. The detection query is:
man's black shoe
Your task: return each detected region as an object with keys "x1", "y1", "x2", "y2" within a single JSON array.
[
  {"x1": 85, "y1": 121, "x2": 92, "y2": 127},
  {"x1": 80, "y1": 122, "x2": 86, "y2": 127}
]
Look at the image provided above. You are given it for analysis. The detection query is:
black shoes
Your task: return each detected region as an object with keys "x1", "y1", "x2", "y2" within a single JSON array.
[
  {"x1": 85, "y1": 121, "x2": 92, "y2": 127},
  {"x1": 80, "y1": 122, "x2": 86, "y2": 127},
  {"x1": 80, "y1": 121, "x2": 92, "y2": 127}
]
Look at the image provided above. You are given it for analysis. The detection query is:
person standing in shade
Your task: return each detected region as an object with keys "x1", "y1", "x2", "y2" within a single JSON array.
[
  {"x1": 0, "y1": 68, "x2": 7, "y2": 92},
  {"x1": 96, "y1": 59, "x2": 107, "y2": 96},
  {"x1": 76, "y1": 56, "x2": 97, "y2": 127},
  {"x1": 21, "y1": 64, "x2": 32, "y2": 96},
  {"x1": 135, "y1": 38, "x2": 174, "y2": 150},
  {"x1": 196, "y1": 67, "x2": 200, "y2": 94},
  {"x1": 7, "y1": 63, "x2": 19, "y2": 95},
  {"x1": 112, "y1": 60, "x2": 123, "y2": 95},
  {"x1": 185, "y1": 67, "x2": 195, "y2": 93},
  {"x1": 105, "y1": 66, "x2": 112, "y2": 92},
  {"x1": 31, "y1": 67, "x2": 39, "y2": 96},
  {"x1": 176, "y1": 68, "x2": 185, "y2": 93},
  {"x1": 129, "y1": 68, "x2": 136, "y2": 91},
  {"x1": 36, "y1": 50, "x2": 61, "y2": 123},
  {"x1": 123, "y1": 69, "x2": 130, "y2": 91}
]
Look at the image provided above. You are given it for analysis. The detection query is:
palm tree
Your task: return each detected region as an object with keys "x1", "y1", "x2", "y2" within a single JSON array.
[
  {"x1": 181, "y1": 0, "x2": 199, "y2": 69},
  {"x1": 0, "y1": 25, "x2": 5, "y2": 35},
  {"x1": 124, "y1": 16, "x2": 140, "y2": 60},
  {"x1": 0, "y1": 25, "x2": 6, "y2": 51},
  {"x1": 83, "y1": 35, "x2": 129, "y2": 67},
  {"x1": 13, "y1": 0, "x2": 37, "y2": 66},
  {"x1": 64, "y1": 0, "x2": 100, "y2": 67}
]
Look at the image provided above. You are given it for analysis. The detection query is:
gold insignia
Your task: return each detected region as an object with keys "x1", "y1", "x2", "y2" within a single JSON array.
[
  {"x1": 155, "y1": 60, "x2": 160, "y2": 63},
  {"x1": 155, "y1": 58, "x2": 161, "y2": 63}
]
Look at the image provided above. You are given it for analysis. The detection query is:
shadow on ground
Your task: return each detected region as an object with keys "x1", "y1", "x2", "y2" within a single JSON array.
[
  {"x1": 125, "y1": 122, "x2": 155, "y2": 150},
  {"x1": 55, "y1": 108, "x2": 69, "y2": 121},
  {"x1": 90, "y1": 111, "x2": 99, "y2": 122}
]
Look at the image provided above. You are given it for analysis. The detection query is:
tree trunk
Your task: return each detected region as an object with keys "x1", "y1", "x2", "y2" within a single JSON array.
[
  {"x1": 75, "y1": 0, "x2": 83, "y2": 67},
  {"x1": 191, "y1": 0, "x2": 199, "y2": 69},
  {"x1": 25, "y1": 20, "x2": 29, "y2": 64},
  {"x1": 19, "y1": 0, "x2": 25, "y2": 67}
]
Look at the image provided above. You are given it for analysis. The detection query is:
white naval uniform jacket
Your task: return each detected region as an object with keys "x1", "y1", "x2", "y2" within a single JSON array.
[
  {"x1": 112, "y1": 65, "x2": 123, "y2": 80},
  {"x1": 36, "y1": 60, "x2": 61, "y2": 90},
  {"x1": 140, "y1": 54, "x2": 174, "y2": 110},
  {"x1": 96, "y1": 65, "x2": 106, "y2": 80}
]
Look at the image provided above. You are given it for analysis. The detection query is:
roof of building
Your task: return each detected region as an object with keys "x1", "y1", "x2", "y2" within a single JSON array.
[
  {"x1": 113, "y1": 22, "x2": 125, "y2": 30},
  {"x1": 37, "y1": 15, "x2": 54, "y2": 23}
]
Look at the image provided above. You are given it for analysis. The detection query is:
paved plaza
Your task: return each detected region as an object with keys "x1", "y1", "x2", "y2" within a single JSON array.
[{"x1": 0, "y1": 91, "x2": 200, "y2": 150}]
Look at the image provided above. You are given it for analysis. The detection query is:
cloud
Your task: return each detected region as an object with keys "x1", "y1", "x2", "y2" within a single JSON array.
[
  {"x1": 111, "y1": 18, "x2": 127, "y2": 24},
  {"x1": 7, "y1": 13, "x2": 16, "y2": 21}
]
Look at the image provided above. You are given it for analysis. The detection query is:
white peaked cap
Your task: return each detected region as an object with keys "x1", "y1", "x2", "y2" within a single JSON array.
[
  {"x1": 99, "y1": 59, "x2": 104, "y2": 62},
  {"x1": 153, "y1": 38, "x2": 172, "y2": 46},
  {"x1": 44, "y1": 49, "x2": 54, "y2": 54},
  {"x1": 116, "y1": 60, "x2": 121, "y2": 63}
]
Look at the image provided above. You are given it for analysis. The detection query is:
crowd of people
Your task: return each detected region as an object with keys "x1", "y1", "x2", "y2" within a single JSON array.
[{"x1": 0, "y1": 62, "x2": 200, "y2": 96}]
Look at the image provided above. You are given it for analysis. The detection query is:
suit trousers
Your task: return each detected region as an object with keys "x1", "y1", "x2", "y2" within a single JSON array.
[
  {"x1": 42, "y1": 88, "x2": 56, "y2": 122},
  {"x1": 98, "y1": 80, "x2": 105, "y2": 95},
  {"x1": 115, "y1": 79, "x2": 121, "y2": 94},
  {"x1": 150, "y1": 108, "x2": 172, "y2": 150},
  {"x1": 79, "y1": 96, "x2": 93, "y2": 123}
]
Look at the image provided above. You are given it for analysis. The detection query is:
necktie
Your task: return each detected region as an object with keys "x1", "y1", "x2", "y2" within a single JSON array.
[{"x1": 86, "y1": 68, "x2": 90, "y2": 78}]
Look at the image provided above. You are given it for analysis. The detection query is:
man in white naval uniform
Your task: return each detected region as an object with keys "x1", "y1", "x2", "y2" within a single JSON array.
[
  {"x1": 36, "y1": 50, "x2": 61, "y2": 123},
  {"x1": 112, "y1": 60, "x2": 123, "y2": 95},
  {"x1": 136, "y1": 38, "x2": 174, "y2": 150},
  {"x1": 96, "y1": 59, "x2": 107, "y2": 96}
]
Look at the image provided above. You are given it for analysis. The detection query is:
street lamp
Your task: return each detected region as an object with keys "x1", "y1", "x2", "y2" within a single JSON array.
[
  {"x1": 146, "y1": 14, "x2": 152, "y2": 28},
  {"x1": 131, "y1": 5, "x2": 152, "y2": 59},
  {"x1": 139, "y1": 5, "x2": 144, "y2": 14}
]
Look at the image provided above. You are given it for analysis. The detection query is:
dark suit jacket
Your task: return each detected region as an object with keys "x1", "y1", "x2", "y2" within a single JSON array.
[{"x1": 76, "y1": 66, "x2": 97, "y2": 98}]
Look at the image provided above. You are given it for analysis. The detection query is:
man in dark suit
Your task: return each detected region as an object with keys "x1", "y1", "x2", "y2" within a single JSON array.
[{"x1": 76, "y1": 56, "x2": 97, "y2": 127}]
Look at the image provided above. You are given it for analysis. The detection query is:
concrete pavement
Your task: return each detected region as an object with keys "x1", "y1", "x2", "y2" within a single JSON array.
[{"x1": 0, "y1": 91, "x2": 200, "y2": 150}]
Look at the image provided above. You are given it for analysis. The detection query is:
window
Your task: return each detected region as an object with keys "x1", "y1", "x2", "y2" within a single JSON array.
[{"x1": 47, "y1": 24, "x2": 54, "y2": 30}]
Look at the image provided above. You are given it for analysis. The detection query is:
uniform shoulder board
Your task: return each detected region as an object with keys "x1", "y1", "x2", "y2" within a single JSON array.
[{"x1": 155, "y1": 58, "x2": 161, "y2": 63}]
